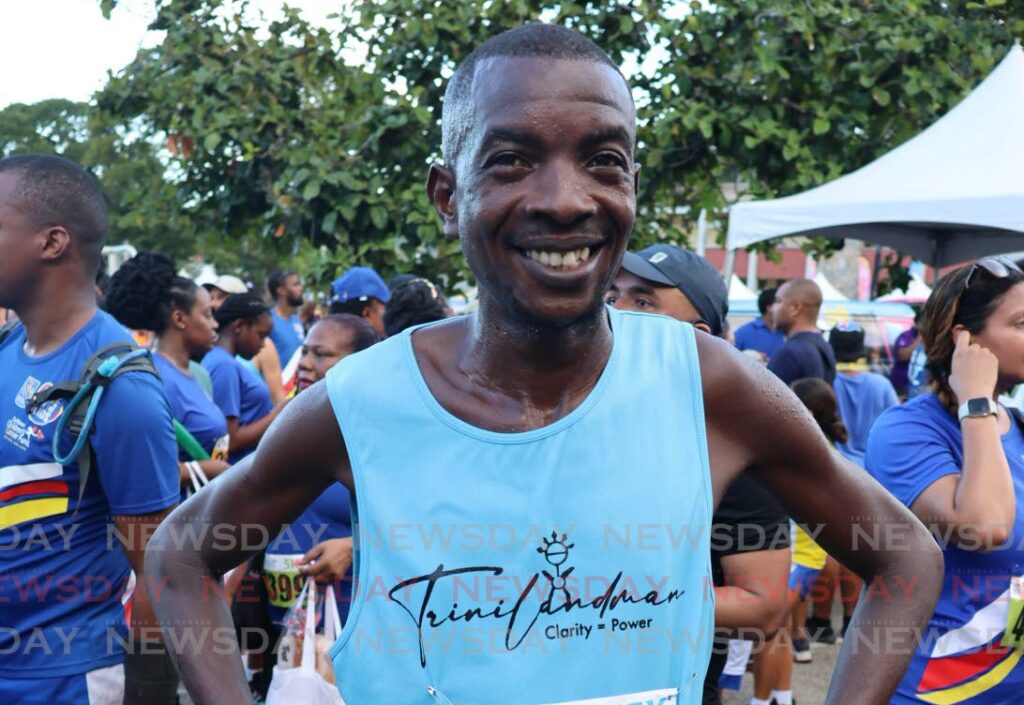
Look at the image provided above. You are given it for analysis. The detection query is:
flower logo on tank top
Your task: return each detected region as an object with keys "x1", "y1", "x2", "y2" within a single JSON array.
[{"x1": 388, "y1": 530, "x2": 687, "y2": 668}]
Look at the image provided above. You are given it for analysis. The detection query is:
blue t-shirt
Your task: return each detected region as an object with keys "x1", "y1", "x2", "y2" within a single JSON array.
[
  {"x1": 866, "y1": 393, "x2": 1024, "y2": 704},
  {"x1": 0, "y1": 311, "x2": 179, "y2": 679},
  {"x1": 154, "y1": 353, "x2": 228, "y2": 462},
  {"x1": 270, "y1": 310, "x2": 304, "y2": 369},
  {"x1": 201, "y1": 346, "x2": 273, "y2": 463},
  {"x1": 768, "y1": 331, "x2": 836, "y2": 386},
  {"x1": 833, "y1": 371, "x2": 898, "y2": 467},
  {"x1": 734, "y1": 317, "x2": 785, "y2": 361},
  {"x1": 264, "y1": 482, "x2": 353, "y2": 627}
]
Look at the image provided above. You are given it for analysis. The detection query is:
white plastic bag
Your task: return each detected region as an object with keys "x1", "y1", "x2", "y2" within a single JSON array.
[
  {"x1": 266, "y1": 580, "x2": 345, "y2": 705},
  {"x1": 184, "y1": 460, "x2": 209, "y2": 496}
]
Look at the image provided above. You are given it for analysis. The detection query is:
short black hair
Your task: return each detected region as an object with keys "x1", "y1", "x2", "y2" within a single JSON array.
[
  {"x1": 758, "y1": 287, "x2": 777, "y2": 316},
  {"x1": 441, "y1": 23, "x2": 628, "y2": 167},
  {"x1": 105, "y1": 252, "x2": 198, "y2": 334},
  {"x1": 329, "y1": 297, "x2": 381, "y2": 317},
  {"x1": 267, "y1": 270, "x2": 294, "y2": 300},
  {"x1": 0, "y1": 154, "x2": 108, "y2": 267},
  {"x1": 317, "y1": 313, "x2": 378, "y2": 353},
  {"x1": 383, "y1": 278, "x2": 449, "y2": 336}
]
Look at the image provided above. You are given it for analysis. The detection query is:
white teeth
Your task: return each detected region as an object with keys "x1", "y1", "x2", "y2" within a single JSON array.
[{"x1": 526, "y1": 247, "x2": 594, "y2": 270}]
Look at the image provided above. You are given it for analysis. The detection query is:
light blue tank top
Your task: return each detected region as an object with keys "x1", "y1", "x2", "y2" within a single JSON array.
[{"x1": 327, "y1": 307, "x2": 714, "y2": 705}]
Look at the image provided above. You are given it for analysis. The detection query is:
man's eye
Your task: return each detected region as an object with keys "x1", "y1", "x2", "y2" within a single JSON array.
[
  {"x1": 489, "y1": 153, "x2": 529, "y2": 168},
  {"x1": 588, "y1": 153, "x2": 626, "y2": 169},
  {"x1": 637, "y1": 299, "x2": 652, "y2": 309},
  {"x1": 605, "y1": 293, "x2": 618, "y2": 304}
]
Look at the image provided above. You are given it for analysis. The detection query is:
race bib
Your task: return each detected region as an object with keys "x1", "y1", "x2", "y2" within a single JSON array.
[
  {"x1": 263, "y1": 553, "x2": 306, "y2": 609},
  {"x1": 1001, "y1": 575, "x2": 1024, "y2": 650},
  {"x1": 211, "y1": 435, "x2": 229, "y2": 462}
]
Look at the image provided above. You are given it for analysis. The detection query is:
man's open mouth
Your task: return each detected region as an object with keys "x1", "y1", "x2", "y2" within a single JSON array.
[{"x1": 517, "y1": 242, "x2": 603, "y2": 272}]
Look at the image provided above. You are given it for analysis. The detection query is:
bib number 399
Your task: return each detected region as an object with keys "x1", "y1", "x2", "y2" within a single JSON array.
[{"x1": 262, "y1": 554, "x2": 307, "y2": 609}]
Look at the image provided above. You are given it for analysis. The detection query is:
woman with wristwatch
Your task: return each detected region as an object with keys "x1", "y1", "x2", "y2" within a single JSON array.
[{"x1": 866, "y1": 256, "x2": 1024, "y2": 705}]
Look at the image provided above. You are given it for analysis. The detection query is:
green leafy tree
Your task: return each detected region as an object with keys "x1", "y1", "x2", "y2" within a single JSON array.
[{"x1": 96, "y1": 0, "x2": 1023, "y2": 291}]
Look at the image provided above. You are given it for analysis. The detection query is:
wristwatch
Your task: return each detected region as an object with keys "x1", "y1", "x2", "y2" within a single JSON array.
[{"x1": 957, "y1": 397, "x2": 998, "y2": 422}]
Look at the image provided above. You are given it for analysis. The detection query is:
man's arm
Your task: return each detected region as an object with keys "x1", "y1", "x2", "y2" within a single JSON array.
[
  {"x1": 146, "y1": 382, "x2": 349, "y2": 705},
  {"x1": 699, "y1": 335, "x2": 944, "y2": 705},
  {"x1": 715, "y1": 548, "x2": 789, "y2": 635}
]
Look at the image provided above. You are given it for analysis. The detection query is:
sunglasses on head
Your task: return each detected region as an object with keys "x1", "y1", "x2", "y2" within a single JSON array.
[{"x1": 964, "y1": 256, "x2": 1023, "y2": 289}]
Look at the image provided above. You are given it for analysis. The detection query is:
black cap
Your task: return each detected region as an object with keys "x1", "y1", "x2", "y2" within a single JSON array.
[
  {"x1": 829, "y1": 321, "x2": 866, "y2": 363},
  {"x1": 620, "y1": 244, "x2": 729, "y2": 335},
  {"x1": 214, "y1": 292, "x2": 272, "y2": 325}
]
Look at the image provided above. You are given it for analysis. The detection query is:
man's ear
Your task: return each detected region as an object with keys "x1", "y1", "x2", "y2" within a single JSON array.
[
  {"x1": 426, "y1": 163, "x2": 459, "y2": 239},
  {"x1": 951, "y1": 323, "x2": 968, "y2": 346},
  {"x1": 694, "y1": 322, "x2": 712, "y2": 335},
  {"x1": 39, "y1": 225, "x2": 71, "y2": 262}
]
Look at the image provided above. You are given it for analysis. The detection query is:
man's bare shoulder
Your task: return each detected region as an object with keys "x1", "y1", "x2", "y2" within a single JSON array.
[{"x1": 694, "y1": 333, "x2": 807, "y2": 438}]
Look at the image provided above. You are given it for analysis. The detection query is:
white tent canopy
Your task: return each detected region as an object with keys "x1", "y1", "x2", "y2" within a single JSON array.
[
  {"x1": 728, "y1": 274, "x2": 757, "y2": 300},
  {"x1": 726, "y1": 44, "x2": 1024, "y2": 268},
  {"x1": 876, "y1": 274, "x2": 933, "y2": 303},
  {"x1": 813, "y1": 272, "x2": 849, "y2": 301}
]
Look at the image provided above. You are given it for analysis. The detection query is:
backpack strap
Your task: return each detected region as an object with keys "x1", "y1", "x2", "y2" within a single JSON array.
[
  {"x1": 0, "y1": 318, "x2": 22, "y2": 347},
  {"x1": 28, "y1": 342, "x2": 160, "y2": 518}
]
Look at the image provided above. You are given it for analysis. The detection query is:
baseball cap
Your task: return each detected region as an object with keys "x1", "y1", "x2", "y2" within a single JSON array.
[
  {"x1": 213, "y1": 292, "x2": 271, "y2": 325},
  {"x1": 202, "y1": 274, "x2": 248, "y2": 295},
  {"x1": 829, "y1": 321, "x2": 866, "y2": 363},
  {"x1": 620, "y1": 244, "x2": 729, "y2": 336},
  {"x1": 331, "y1": 266, "x2": 391, "y2": 305}
]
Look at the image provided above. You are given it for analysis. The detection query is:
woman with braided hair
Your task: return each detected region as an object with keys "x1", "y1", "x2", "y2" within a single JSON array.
[
  {"x1": 105, "y1": 252, "x2": 230, "y2": 489},
  {"x1": 867, "y1": 256, "x2": 1024, "y2": 705}
]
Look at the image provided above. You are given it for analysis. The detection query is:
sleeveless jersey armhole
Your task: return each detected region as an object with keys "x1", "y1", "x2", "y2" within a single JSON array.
[{"x1": 324, "y1": 363, "x2": 371, "y2": 660}]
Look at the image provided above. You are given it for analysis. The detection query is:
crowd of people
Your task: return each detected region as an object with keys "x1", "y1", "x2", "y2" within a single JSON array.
[{"x1": 0, "y1": 21, "x2": 1021, "y2": 705}]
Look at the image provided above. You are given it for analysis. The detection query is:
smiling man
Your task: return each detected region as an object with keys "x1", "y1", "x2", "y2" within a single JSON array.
[{"x1": 148, "y1": 24, "x2": 943, "y2": 705}]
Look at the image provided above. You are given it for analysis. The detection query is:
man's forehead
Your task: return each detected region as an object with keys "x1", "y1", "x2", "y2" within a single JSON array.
[{"x1": 470, "y1": 55, "x2": 634, "y2": 130}]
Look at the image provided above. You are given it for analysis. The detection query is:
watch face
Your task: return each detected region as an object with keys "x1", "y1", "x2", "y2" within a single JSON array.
[{"x1": 967, "y1": 398, "x2": 995, "y2": 415}]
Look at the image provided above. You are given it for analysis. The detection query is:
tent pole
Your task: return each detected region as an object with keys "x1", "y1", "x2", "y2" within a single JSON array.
[
  {"x1": 746, "y1": 248, "x2": 759, "y2": 292},
  {"x1": 695, "y1": 209, "x2": 708, "y2": 256},
  {"x1": 869, "y1": 245, "x2": 882, "y2": 300},
  {"x1": 723, "y1": 248, "x2": 736, "y2": 281}
]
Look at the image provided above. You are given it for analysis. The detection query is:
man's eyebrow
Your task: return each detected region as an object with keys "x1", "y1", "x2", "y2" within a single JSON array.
[
  {"x1": 579, "y1": 125, "x2": 634, "y2": 151},
  {"x1": 627, "y1": 283, "x2": 657, "y2": 296},
  {"x1": 478, "y1": 127, "x2": 545, "y2": 154}
]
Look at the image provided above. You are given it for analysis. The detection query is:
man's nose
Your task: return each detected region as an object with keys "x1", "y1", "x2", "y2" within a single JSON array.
[{"x1": 523, "y1": 159, "x2": 597, "y2": 225}]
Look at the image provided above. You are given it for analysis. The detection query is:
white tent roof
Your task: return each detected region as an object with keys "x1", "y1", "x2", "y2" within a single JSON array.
[
  {"x1": 726, "y1": 44, "x2": 1024, "y2": 267},
  {"x1": 876, "y1": 274, "x2": 932, "y2": 303},
  {"x1": 728, "y1": 274, "x2": 757, "y2": 300},
  {"x1": 813, "y1": 272, "x2": 849, "y2": 301}
]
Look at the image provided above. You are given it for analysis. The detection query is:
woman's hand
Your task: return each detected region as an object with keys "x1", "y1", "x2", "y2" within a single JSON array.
[
  {"x1": 949, "y1": 330, "x2": 999, "y2": 403},
  {"x1": 297, "y1": 537, "x2": 353, "y2": 583}
]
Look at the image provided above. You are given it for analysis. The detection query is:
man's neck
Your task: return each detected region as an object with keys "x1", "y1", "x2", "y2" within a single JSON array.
[
  {"x1": 761, "y1": 313, "x2": 773, "y2": 328},
  {"x1": 786, "y1": 321, "x2": 819, "y2": 338},
  {"x1": 16, "y1": 284, "x2": 97, "y2": 357},
  {"x1": 275, "y1": 301, "x2": 294, "y2": 319},
  {"x1": 464, "y1": 296, "x2": 612, "y2": 413}
]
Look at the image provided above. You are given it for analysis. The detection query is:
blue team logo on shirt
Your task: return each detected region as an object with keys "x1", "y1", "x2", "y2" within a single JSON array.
[
  {"x1": 14, "y1": 376, "x2": 41, "y2": 410},
  {"x1": 25, "y1": 382, "x2": 64, "y2": 426}
]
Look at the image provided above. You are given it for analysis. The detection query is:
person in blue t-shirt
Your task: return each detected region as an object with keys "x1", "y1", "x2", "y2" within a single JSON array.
[
  {"x1": 202, "y1": 292, "x2": 285, "y2": 463},
  {"x1": 866, "y1": 256, "x2": 1024, "y2": 705},
  {"x1": 734, "y1": 287, "x2": 786, "y2": 363},
  {"x1": 768, "y1": 278, "x2": 837, "y2": 386},
  {"x1": 0, "y1": 154, "x2": 179, "y2": 705},
  {"x1": 267, "y1": 269, "x2": 305, "y2": 369},
  {"x1": 828, "y1": 322, "x2": 899, "y2": 468},
  {"x1": 105, "y1": 252, "x2": 231, "y2": 492}
]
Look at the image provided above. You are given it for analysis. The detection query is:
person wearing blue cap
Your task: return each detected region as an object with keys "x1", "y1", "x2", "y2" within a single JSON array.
[{"x1": 328, "y1": 266, "x2": 390, "y2": 337}]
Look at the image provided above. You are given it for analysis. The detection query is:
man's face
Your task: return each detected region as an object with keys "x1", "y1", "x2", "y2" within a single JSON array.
[
  {"x1": 283, "y1": 274, "x2": 304, "y2": 307},
  {"x1": 296, "y1": 320, "x2": 357, "y2": 392},
  {"x1": 0, "y1": 173, "x2": 39, "y2": 309},
  {"x1": 772, "y1": 282, "x2": 795, "y2": 334},
  {"x1": 365, "y1": 298, "x2": 386, "y2": 338},
  {"x1": 434, "y1": 56, "x2": 639, "y2": 327},
  {"x1": 207, "y1": 286, "x2": 229, "y2": 309},
  {"x1": 606, "y1": 270, "x2": 710, "y2": 333}
]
